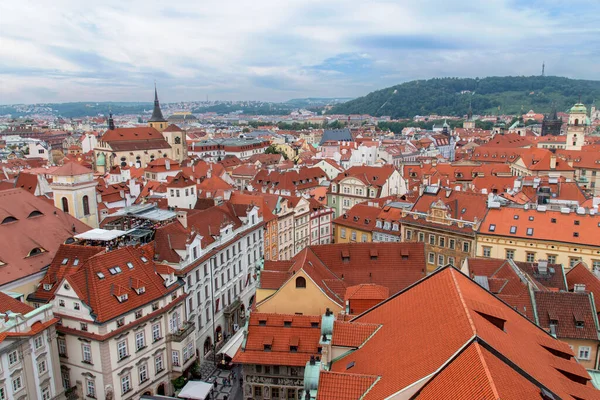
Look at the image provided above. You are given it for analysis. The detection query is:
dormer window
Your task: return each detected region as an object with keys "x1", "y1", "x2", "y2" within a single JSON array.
[
  {"x1": 43, "y1": 283, "x2": 53, "y2": 291},
  {"x1": 290, "y1": 345, "x2": 298, "y2": 353},
  {"x1": 135, "y1": 286, "x2": 146, "y2": 295},
  {"x1": 259, "y1": 319, "x2": 267, "y2": 326},
  {"x1": 117, "y1": 318, "x2": 125, "y2": 327},
  {"x1": 117, "y1": 294, "x2": 128, "y2": 302}
]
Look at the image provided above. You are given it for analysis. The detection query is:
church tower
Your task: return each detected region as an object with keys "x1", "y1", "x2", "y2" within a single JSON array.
[
  {"x1": 566, "y1": 102, "x2": 588, "y2": 150},
  {"x1": 50, "y1": 162, "x2": 99, "y2": 228},
  {"x1": 463, "y1": 100, "x2": 476, "y2": 129},
  {"x1": 148, "y1": 84, "x2": 168, "y2": 132}
]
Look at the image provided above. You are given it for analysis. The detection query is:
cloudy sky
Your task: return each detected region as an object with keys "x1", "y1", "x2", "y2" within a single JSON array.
[{"x1": 1, "y1": 0, "x2": 599, "y2": 104}]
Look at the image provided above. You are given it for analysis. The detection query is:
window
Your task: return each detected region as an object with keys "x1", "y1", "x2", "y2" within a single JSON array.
[
  {"x1": 547, "y1": 255, "x2": 557, "y2": 264},
  {"x1": 570, "y1": 257, "x2": 582, "y2": 268},
  {"x1": 61, "y1": 197, "x2": 69, "y2": 213},
  {"x1": 41, "y1": 386, "x2": 51, "y2": 400},
  {"x1": 438, "y1": 254, "x2": 445, "y2": 266},
  {"x1": 506, "y1": 249, "x2": 515, "y2": 260},
  {"x1": 406, "y1": 230, "x2": 412, "y2": 240},
  {"x1": 449, "y1": 239, "x2": 455, "y2": 250},
  {"x1": 117, "y1": 318, "x2": 125, "y2": 327},
  {"x1": 463, "y1": 242, "x2": 470, "y2": 253},
  {"x1": 526, "y1": 252, "x2": 535, "y2": 262},
  {"x1": 428, "y1": 252, "x2": 435, "y2": 264},
  {"x1": 155, "y1": 354, "x2": 164, "y2": 373},
  {"x1": 439, "y1": 237, "x2": 445, "y2": 247},
  {"x1": 351, "y1": 231, "x2": 356, "y2": 241},
  {"x1": 172, "y1": 350, "x2": 180, "y2": 366},
  {"x1": 448, "y1": 257, "x2": 455, "y2": 266},
  {"x1": 578, "y1": 346, "x2": 591, "y2": 360},
  {"x1": 82, "y1": 343, "x2": 92, "y2": 363},
  {"x1": 80, "y1": 322, "x2": 88, "y2": 331},
  {"x1": 361, "y1": 233, "x2": 367, "y2": 242},
  {"x1": 59, "y1": 299, "x2": 65, "y2": 307},
  {"x1": 340, "y1": 228, "x2": 346, "y2": 239},
  {"x1": 272, "y1": 387, "x2": 280, "y2": 398},
  {"x1": 8, "y1": 350, "x2": 18, "y2": 366},
  {"x1": 488, "y1": 224, "x2": 496, "y2": 232},
  {"x1": 61, "y1": 370, "x2": 71, "y2": 390},
  {"x1": 135, "y1": 331, "x2": 146, "y2": 351},
  {"x1": 38, "y1": 358, "x2": 47, "y2": 374},
  {"x1": 117, "y1": 340, "x2": 128, "y2": 360},
  {"x1": 139, "y1": 364, "x2": 148, "y2": 383},
  {"x1": 12, "y1": 376, "x2": 22, "y2": 393},
  {"x1": 593, "y1": 260, "x2": 600, "y2": 270},
  {"x1": 254, "y1": 386, "x2": 262, "y2": 397},
  {"x1": 135, "y1": 310, "x2": 143, "y2": 319},
  {"x1": 152, "y1": 323, "x2": 161, "y2": 342},
  {"x1": 57, "y1": 339, "x2": 67, "y2": 359},
  {"x1": 417, "y1": 232, "x2": 424, "y2": 242},
  {"x1": 526, "y1": 228, "x2": 534, "y2": 236},
  {"x1": 121, "y1": 375, "x2": 131, "y2": 394},
  {"x1": 86, "y1": 379, "x2": 96, "y2": 398},
  {"x1": 74, "y1": 302, "x2": 80, "y2": 310},
  {"x1": 34, "y1": 335, "x2": 44, "y2": 350},
  {"x1": 82, "y1": 195, "x2": 90, "y2": 216}
]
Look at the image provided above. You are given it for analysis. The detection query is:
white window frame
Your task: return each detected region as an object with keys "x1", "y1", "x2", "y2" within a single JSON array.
[
  {"x1": 152, "y1": 323, "x2": 161, "y2": 342},
  {"x1": 578, "y1": 346, "x2": 591, "y2": 360},
  {"x1": 12, "y1": 375, "x2": 22, "y2": 393},
  {"x1": 155, "y1": 354, "x2": 164, "y2": 373},
  {"x1": 135, "y1": 331, "x2": 145, "y2": 351},
  {"x1": 86, "y1": 379, "x2": 96, "y2": 398},
  {"x1": 41, "y1": 386, "x2": 51, "y2": 400},
  {"x1": 34, "y1": 335, "x2": 44, "y2": 350},
  {"x1": 82, "y1": 343, "x2": 92, "y2": 363},
  {"x1": 8, "y1": 350, "x2": 18, "y2": 366},
  {"x1": 117, "y1": 340, "x2": 128, "y2": 360},
  {"x1": 139, "y1": 363, "x2": 148, "y2": 383},
  {"x1": 121, "y1": 374, "x2": 131, "y2": 394},
  {"x1": 172, "y1": 350, "x2": 180, "y2": 366},
  {"x1": 38, "y1": 358, "x2": 47, "y2": 375}
]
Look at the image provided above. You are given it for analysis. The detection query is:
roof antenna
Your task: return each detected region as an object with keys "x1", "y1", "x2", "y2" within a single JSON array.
[{"x1": 541, "y1": 61, "x2": 545, "y2": 77}]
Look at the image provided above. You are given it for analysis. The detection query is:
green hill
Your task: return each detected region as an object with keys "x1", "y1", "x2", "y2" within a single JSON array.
[{"x1": 329, "y1": 76, "x2": 600, "y2": 118}]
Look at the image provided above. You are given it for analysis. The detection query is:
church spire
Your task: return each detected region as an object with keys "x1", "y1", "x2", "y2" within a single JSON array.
[
  {"x1": 149, "y1": 83, "x2": 167, "y2": 123},
  {"x1": 108, "y1": 112, "x2": 115, "y2": 130},
  {"x1": 467, "y1": 98, "x2": 473, "y2": 121}
]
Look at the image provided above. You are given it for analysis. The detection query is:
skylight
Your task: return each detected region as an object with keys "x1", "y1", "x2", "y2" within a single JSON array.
[
  {"x1": 61, "y1": 258, "x2": 69, "y2": 265},
  {"x1": 526, "y1": 228, "x2": 534, "y2": 236},
  {"x1": 489, "y1": 224, "x2": 496, "y2": 232},
  {"x1": 141, "y1": 256, "x2": 148, "y2": 263},
  {"x1": 510, "y1": 226, "x2": 517, "y2": 234},
  {"x1": 127, "y1": 262, "x2": 134, "y2": 269},
  {"x1": 97, "y1": 272, "x2": 105, "y2": 279},
  {"x1": 73, "y1": 258, "x2": 79, "y2": 266}
]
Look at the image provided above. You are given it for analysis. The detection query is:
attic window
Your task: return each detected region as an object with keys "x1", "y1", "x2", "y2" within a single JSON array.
[
  {"x1": 126, "y1": 262, "x2": 134, "y2": 269},
  {"x1": 61, "y1": 258, "x2": 69, "y2": 265},
  {"x1": 346, "y1": 361, "x2": 355, "y2": 370},
  {"x1": 475, "y1": 310, "x2": 506, "y2": 331},
  {"x1": 43, "y1": 283, "x2": 53, "y2": 291},
  {"x1": 28, "y1": 210, "x2": 43, "y2": 218},
  {"x1": 290, "y1": 345, "x2": 298, "y2": 353},
  {"x1": 528, "y1": 216, "x2": 534, "y2": 221},
  {"x1": 574, "y1": 220, "x2": 580, "y2": 225},
  {"x1": 97, "y1": 272, "x2": 105, "y2": 279},
  {"x1": 551, "y1": 218, "x2": 557, "y2": 223},
  {"x1": 109, "y1": 266, "x2": 122, "y2": 275},
  {"x1": 258, "y1": 319, "x2": 267, "y2": 326},
  {"x1": 489, "y1": 224, "x2": 496, "y2": 232},
  {"x1": 370, "y1": 249, "x2": 378, "y2": 260},
  {"x1": 401, "y1": 249, "x2": 409, "y2": 260},
  {"x1": 284, "y1": 320, "x2": 292, "y2": 327},
  {"x1": 117, "y1": 318, "x2": 125, "y2": 327},
  {"x1": 264, "y1": 344, "x2": 272, "y2": 351},
  {"x1": 341, "y1": 249, "x2": 350, "y2": 261},
  {"x1": 509, "y1": 226, "x2": 517, "y2": 234},
  {"x1": 28, "y1": 247, "x2": 45, "y2": 257},
  {"x1": 575, "y1": 320, "x2": 585, "y2": 328},
  {"x1": 573, "y1": 232, "x2": 579, "y2": 238},
  {"x1": 311, "y1": 322, "x2": 319, "y2": 328},
  {"x1": 526, "y1": 228, "x2": 534, "y2": 236},
  {"x1": 295, "y1": 277, "x2": 306, "y2": 288},
  {"x1": 513, "y1": 215, "x2": 519, "y2": 220},
  {"x1": 1, "y1": 216, "x2": 17, "y2": 224},
  {"x1": 141, "y1": 256, "x2": 148, "y2": 263},
  {"x1": 73, "y1": 258, "x2": 79, "y2": 266},
  {"x1": 117, "y1": 293, "x2": 128, "y2": 302}
]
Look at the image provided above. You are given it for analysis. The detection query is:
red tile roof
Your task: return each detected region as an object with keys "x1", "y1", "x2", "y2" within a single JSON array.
[
  {"x1": 333, "y1": 165, "x2": 396, "y2": 187},
  {"x1": 331, "y1": 320, "x2": 379, "y2": 347},
  {"x1": 0, "y1": 291, "x2": 34, "y2": 318},
  {"x1": 566, "y1": 263, "x2": 600, "y2": 313},
  {"x1": 322, "y1": 267, "x2": 598, "y2": 400},
  {"x1": 480, "y1": 208, "x2": 600, "y2": 247},
  {"x1": 51, "y1": 162, "x2": 93, "y2": 176},
  {"x1": 317, "y1": 371, "x2": 378, "y2": 400},
  {"x1": 0, "y1": 189, "x2": 91, "y2": 285},
  {"x1": 14, "y1": 172, "x2": 38, "y2": 194},
  {"x1": 66, "y1": 246, "x2": 180, "y2": 323},
  {"x1": 333, "y1": 203, "x2": 380, "y2": 232},
  {"x1": 534, "y1": 291, "x2": 599, "y2": 340},
  {"x1": 233, "y1": 313, "x2": 322, "y2": 367}
]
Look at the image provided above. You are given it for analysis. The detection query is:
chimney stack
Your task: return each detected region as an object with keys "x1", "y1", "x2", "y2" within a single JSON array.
[
  {"x1": 550, "y1": 154, "x2": 557, "y2": 170},
  {"x1": 177, "y1": 210, "x2": 188, "y2": 229},
  {"x1": 165, "y1": 159, "x2": 171, "y2": 170}
]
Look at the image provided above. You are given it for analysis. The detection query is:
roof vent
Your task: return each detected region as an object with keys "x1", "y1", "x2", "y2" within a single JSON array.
[{"x1": 574, "y1": 283, "x2": 586, "y2": 292}]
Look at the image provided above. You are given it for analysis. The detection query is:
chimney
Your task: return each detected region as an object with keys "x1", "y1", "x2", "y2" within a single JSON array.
[
  {"x1": 165, "y1": 159, "x2": 171, "y2": 170},
  {"x1": 177, "y1": 210, "x2": 188, "y2": 229},
  {"x1": 574, "y1": 283, "x2": 586, "y2": 292},
  {"x1": 537, "y1": 260, "x2": 548, "y2": 274},
  {"x1": 550, "y1": 154, "x2": 557, "y2": 170}
]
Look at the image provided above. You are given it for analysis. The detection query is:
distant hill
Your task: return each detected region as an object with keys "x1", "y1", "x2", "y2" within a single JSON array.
[{"x1": 329, "y1": 76, "x2": 600, "y2": 118}]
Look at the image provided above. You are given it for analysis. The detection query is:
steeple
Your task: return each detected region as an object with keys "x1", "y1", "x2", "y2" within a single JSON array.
[
  {"x1": 108, "y1": 112, "x2": 115, "y2": 130},
  {"x1": 467, "y1": 98, "x2": 473, "y2": 121},
  {"x1": 149, "y1": 83, "x2": 167, "y2": 123}
]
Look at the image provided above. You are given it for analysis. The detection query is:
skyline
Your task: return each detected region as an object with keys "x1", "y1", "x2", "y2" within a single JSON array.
[{"x1": 1, "y1": 0, "x2": 600, "y2": 105}]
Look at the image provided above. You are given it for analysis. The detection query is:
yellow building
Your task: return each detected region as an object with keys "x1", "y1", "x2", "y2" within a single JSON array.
[
  {"x1": 477, "y1": 207, "x2": 600, "y2": 270},
  {"x1": 50, "y1": 162, "x2": 99, "y2": 228},
  {"x1": 332, "y1": 203, "x2": 379, "y2": 243},
  {"x1": 273, "y1": 143, "x2": 296, "y2": 161}
]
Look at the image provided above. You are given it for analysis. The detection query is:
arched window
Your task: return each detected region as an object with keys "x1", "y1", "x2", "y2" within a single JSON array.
[
  {"x1": 175, "y1": 136, "x2": 181, "y2": 144},
  {"x1": 82, "y1": 195, "x2": 90, "y2": 216},
  {"x1": 61, "y1": 197, "x2": 69, "y2": 213},
  {"x1": 574, "y1": 118, "x2": 579, "y2": 126},
  {"x1": 295, "y1": 276, "x2": 306, "y2": 288}
]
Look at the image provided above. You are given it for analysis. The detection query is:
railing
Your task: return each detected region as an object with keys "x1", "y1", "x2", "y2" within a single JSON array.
[{"x1": 168, "y1": 321, "x2": 195, "y2": 342}]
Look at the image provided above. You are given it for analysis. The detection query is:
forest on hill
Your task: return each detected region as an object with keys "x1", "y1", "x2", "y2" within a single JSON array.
[{"x1": 329, "y1": 76, "x2": 600, "y2": 118}]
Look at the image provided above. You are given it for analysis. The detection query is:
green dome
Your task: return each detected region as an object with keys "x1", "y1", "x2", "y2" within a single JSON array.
[{"x1": 570, "y1": 103, "x2": 587, "y2": 114}]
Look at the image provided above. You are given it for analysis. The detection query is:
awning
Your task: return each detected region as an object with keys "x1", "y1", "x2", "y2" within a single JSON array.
[
  {"x1": 74, "y1": 228, "x2": 126, "y2": 241},
  {"x1": 219, "y1": 328, "x2": 244, "y2": 358},
  {"x1": 178, "y1": 381, "x2": 213, "y2": 400}
]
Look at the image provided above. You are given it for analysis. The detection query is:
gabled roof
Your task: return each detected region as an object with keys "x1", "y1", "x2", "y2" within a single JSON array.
[
  {"x1": 333, "y1": 165, "x2": 396, "y2": 187},
  {"x1": 14, "y1": 172, "x2": 38, "y2": 194},
  {"x1": 322, "y1": 267, "x2": 598, "y2": 399},
  {"x1": 101, "y1": 127, "x2": 166, "y2": 142},
  {"x1": 66, "y1": 246, "x2": 178, "y2": 323}
]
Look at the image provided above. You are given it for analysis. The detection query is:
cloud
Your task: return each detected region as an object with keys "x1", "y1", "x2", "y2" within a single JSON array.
[{"x1": 0, "y1": 0, "x2": 599, "y2": 104}]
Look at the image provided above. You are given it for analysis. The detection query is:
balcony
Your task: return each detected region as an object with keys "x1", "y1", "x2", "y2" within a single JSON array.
[{"x1": 168, "y1": 321, "x2": 195, "y2": 342}]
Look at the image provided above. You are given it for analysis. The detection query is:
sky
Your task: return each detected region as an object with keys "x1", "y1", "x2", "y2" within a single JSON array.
[{"x1": 1, "y1": 0, "x2": 599, "y2": 104}]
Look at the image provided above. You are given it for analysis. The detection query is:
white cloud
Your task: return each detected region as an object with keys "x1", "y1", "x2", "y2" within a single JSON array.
[{"x1": 0, "y1": 0, "x2": 598, "y2": 103}]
